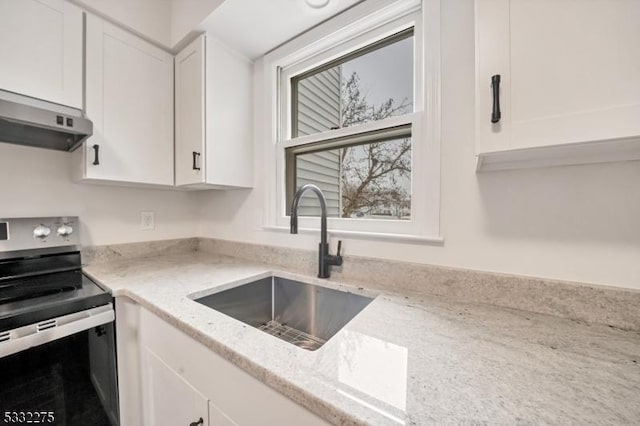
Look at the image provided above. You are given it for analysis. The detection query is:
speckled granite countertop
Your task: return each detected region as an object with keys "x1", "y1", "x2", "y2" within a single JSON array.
[{"x1": 84, "y1": 252, "x2": 640, "y2": 425}]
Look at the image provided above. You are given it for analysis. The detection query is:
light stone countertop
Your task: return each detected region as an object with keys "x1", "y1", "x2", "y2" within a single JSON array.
[{"x1": 84, "y1": 251, "x2": 640, "y2": 426}]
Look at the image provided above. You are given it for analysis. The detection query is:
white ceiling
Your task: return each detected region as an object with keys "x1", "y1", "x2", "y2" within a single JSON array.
[{"x1": 201, "y1": 0, "x2": 363, "y2": 59}]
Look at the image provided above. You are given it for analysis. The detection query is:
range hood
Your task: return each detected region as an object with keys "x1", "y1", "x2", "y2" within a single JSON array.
[{"x1": 0, "y1": 90, "x2": 92, "y2": 152}]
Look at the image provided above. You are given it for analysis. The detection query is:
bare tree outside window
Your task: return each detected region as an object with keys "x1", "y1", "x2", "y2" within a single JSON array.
[
  {"x1": 290, "y1": 31, "x2": 414, "y2": 220},
  {"x1": 339, "y1": 72, "x2": 412, "y2": 219}
]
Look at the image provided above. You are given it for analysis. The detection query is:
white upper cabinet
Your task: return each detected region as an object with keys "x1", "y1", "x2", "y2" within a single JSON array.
[
  {"x1": 0, "y1": 0, "x2": 83, "y2": 108},
  {"x1": 77, "y1": 14, "x2": 174, "y2": 186},
  {"x1": 175, "y1": 35, "x2": 206, "y2": 187},
  {"x1": 476, "y1": 0, "x2": 640, "y2": 171},
  {"x1": 175, "y1": 34, "x2": 253, "y2": 189}
]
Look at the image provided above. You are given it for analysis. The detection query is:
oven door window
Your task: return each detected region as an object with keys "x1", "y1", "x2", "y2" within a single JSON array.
[{"x1": 0, "y1": 325, "x2": 118, "y2": 426}]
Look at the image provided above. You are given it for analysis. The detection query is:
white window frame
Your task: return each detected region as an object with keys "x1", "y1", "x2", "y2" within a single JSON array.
[{"x1": 262, "y1": 0, "x2": 441, "y2": 243}]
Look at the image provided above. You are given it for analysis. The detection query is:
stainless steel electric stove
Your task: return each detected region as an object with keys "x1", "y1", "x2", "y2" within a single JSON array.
[{"x1": 0, "y1": 217, "x2": 118, "y2": 426}]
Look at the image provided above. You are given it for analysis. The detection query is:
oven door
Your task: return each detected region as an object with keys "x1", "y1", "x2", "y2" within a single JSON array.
[{"x1": 0, "y1": 304, "x2": 118, "y2": 426}]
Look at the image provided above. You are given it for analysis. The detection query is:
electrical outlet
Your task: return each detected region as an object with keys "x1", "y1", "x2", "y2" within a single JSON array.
[{"x1": 140, "y1": 211, "x2": 155, "y2": 230}]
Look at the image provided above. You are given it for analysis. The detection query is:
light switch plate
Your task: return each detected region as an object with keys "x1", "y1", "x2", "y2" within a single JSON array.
[{"x1": 140, "y1": 211, "x2": 155, "y2": 230}]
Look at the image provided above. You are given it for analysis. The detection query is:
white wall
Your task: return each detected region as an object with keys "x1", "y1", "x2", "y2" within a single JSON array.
[
  {"x1": 196, "y1": 0, "x2": 640, "y2": 290},
  {"x1": 70, "y1": 0, "x2": 173, "y2": 47},
  {"x1": 0, "y1": 144, "x2": 199, "y2": 246},
  {"x1": 3, "y1": 0, "x2": 637, "y2": 289},
  {"x1": 170, "y1": 0, "x2": 223, "y2": 47},
  {"x1": 69, "y1": 0, "x2": 223, "y2": 49}
]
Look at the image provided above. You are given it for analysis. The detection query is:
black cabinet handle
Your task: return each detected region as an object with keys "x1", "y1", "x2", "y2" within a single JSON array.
[
  {"x1": 491, "y1": 74, "x2": 501, "y2": 123},
  {"x1": 92, "y1": 144, "x2": 100, "y2": 165},
  {"x1": 189, "y1": 418, "x2": 203, "y2": 426},
  {"x1": 192, "y1": 151, "x2": 201, "y2": 171}
]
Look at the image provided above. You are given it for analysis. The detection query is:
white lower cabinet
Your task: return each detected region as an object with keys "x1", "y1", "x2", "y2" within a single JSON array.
[
  {"x1": 115, "y1": 297, "x2": 328, "y2": 426},
  {"x1": 209, "y1": 402, "x2": 238, "y2": 426},
  {"x1": 142, "y1": 348, "x2": 210, "y2": 426}
]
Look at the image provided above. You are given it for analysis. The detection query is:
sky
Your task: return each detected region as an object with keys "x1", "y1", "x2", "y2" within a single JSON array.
[
  {"x1": 340, "y1": 35, "x2": 414, "y2": 216},
  {"x1": 342, "y1": 35, "x2": 414, "y2": 111},
  {"x1": 295, "y1": 34, "x2": 414, "y2": 218}
]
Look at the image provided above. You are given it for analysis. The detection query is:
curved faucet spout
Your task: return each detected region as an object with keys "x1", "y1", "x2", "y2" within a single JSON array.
[
  {"x1": 289, "y1": 184, "x2": 341, "y2": 278},
  {"x1": 290, "y1": 184, "x2": 328, "y2": 245}
]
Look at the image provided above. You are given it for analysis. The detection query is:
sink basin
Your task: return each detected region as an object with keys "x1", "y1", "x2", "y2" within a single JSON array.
[{"x1": 194, "y1": 276, "x2": 374, "y2": 351}]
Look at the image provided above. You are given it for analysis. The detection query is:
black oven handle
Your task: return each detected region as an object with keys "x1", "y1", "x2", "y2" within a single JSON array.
[{"x1": 0, "y1": 304, "x2": 114, "y2": 359}]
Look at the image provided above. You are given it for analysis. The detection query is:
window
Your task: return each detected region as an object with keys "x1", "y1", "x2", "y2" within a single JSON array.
[
  {"x1": 266, "y1": 0, "x2": 441, "y2": 240},
  {"x1": 287, "y1": 30, "x2": 414, "y2": 220},
  {"x1": 286, "y1": 127, "x2": 413, "y2": 220},
  {"x1": 291, "y1": 30, "x2": 414, "y2": 138}
]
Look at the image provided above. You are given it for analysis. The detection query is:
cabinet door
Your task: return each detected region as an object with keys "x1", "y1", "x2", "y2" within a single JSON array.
[
  {"x1": 476, "y1": 0, "x2": 640, "y2": 153},
  {"x1": 84, "y1": 14, "x2": 174, "y2": 186},
  {"x1": 142, "y1": 347, "x2": 210, "y2": 426},
  {"x1": 0, "y1": 0, "x2": 82, "y2": 108},
  {"x1": 140, "y1": 308, "x2": 329, "y2": 426},
  {"x1": 204, "y1": 37, "x2": 253, "y2": 189},
  {"x1": 175, "y1": 35, "x2": 206, "y2": 187},
  {"x1": 209, "y1": 402, "x2": 237, "y2": 426}
]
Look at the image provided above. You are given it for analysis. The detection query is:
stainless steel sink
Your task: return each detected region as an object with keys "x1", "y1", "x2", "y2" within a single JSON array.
[{"x1": 194, "y1": 276, "x2": 374, "y2": 351}]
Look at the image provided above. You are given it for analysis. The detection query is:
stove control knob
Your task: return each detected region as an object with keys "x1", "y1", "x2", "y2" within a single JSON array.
[
  {"x1": 33, "y1": 225, "x2": 52, "y2": 240},
  {"x1": 57, "y1": 224, "x2": 74, "y2": 239}
]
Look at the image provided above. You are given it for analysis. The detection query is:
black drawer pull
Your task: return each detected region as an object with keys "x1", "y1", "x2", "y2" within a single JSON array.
[
  {"x1": 189, "y1": 418, "x2": 203, "y2": 426},
  {"x1": 491, "y1": 74, "x2": 501, "y2": 123},
  {"x1": 92, "y1": 144, "x2": 100, "y2": 165},
  {"x1": 192, "y1": 151, "x2": 201, "y2": 171}
]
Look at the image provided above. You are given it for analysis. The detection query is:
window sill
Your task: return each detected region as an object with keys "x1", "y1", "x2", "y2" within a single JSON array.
[{"x1": 261, "y1": 225, "x2": 444, "y2": 245}]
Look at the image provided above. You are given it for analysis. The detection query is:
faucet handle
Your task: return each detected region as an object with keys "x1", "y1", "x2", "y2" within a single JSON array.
[{"x1": 336, "y1": 240, "x2": 342, "y2": 257}]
